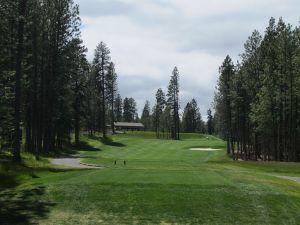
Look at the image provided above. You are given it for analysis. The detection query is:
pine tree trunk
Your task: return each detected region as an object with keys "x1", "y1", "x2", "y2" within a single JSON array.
[
  {"x1": 227, "y1": 140, "x2": 231, "y2": 155},
  {"x1": 13, "y1": 0, "x2": 27, "y2": 163},
  {"x1": 111, "y1": 85, "x2": 115, "y2": 134},
  {"x1": 74, "y1": 81, "x2": 80, "y2": 145},
  {"x1": 75, "y1": 118, "x2": 80, "y2": 145},
  {"x1": 75, "y1": 109, "x2": 80, "y2": 145},
  {"x1": 101, "y1": 63, "x2": 106, "y2": 139},
  {"x1": 32, "y1": 25, "x2": 39, "y2": 159}
]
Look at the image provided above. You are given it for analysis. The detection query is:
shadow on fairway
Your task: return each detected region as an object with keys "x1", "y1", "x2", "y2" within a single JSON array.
[
  {"x1": 0, "y1": 185, "x2": 55, "y2": 225},
  {"x1": 85, "y1": 134, "x2": 126, "y2": 147},
  {"x1": 100, "y1": 137, "x2": 126, "y2": 147},
  {"x1": 73, "y1": 141, "x2": 102, "y2": 152},
  {"x1": 0, "y1": 172, "x2": 19, "y2": 189}
]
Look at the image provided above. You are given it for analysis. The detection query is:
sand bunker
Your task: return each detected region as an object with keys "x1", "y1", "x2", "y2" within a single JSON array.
[{"x1": 190, "y1": 148, "x2": 223, "y2": 151}]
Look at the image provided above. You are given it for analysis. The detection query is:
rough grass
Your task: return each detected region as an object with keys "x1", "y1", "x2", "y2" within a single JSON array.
[{"x1": 0, "y1": 132, "x2": 300, "y2": 225}]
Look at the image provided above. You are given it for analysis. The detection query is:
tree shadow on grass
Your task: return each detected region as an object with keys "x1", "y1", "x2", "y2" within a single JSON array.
[
  {"x1": 84, "y1": 134, "x2": 126, "y2": 147},
  {"x1": 72, "y1": 141, "x2": 101, "y2": 152},
  {"x1": 0, "y1": 172, "x2": 19, "y2": 189},
  {"x1": 0, "y1": 185, "x2": 55, "y2": 225},
  {"x1": 100, "y1": 137, "x2": 126, "y2": 147},
  {"x1": 85, "y1": 134, "x2": 99, "y2": 141}
]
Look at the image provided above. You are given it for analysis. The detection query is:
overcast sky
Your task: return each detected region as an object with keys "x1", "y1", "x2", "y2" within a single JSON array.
[{"x1": 74, "y1": 0, "x2": 300, "y2": 120}]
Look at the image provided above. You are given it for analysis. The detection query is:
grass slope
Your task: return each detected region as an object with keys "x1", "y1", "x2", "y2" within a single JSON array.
[{"x1": 1, "y1": 132, "x2": 299, "y2": 224}]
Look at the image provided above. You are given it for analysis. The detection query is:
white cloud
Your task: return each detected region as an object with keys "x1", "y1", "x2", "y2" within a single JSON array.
[{"x1": 75, "y1": 0, "x2": 300, "y2": 119}]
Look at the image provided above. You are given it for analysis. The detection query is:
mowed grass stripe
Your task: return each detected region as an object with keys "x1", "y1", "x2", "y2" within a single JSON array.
[{"x1": 2, "y1": 132, "x2": 299, "y2": 225}]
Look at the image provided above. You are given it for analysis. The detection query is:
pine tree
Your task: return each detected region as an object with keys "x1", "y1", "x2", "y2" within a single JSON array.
[
  {"x1": 0, "y1": 0, "x2": 17, "y2": 151},
  {"x1": 40, "y1": 0, "x2": 82, "y2": 152},
  {"x1": 114, "y1": 93, "x2": 123, "y2": 122},
  {"x1": 93, "y1": 42, "x2": 111, "y2": 138},
  {"x1": 182, "y1": 99, "x2": 202, "y2": 133},
  {"x1": 141, "y1": 100, "x2": 151, "y2": 130},
  {"x1": 106, "y1": 62, "x2": 118, "y2": 133},
  {"x1": 129, "y1": 98, "x2": 137, "y2": 122},
  {"x1": 69, "y1": 38, "x2": 88, "y2": 145},
  {"x1": 123, "y1": 97, "x2": 137, "y2": 122},
  {"x1": 167, "y1": 67, "x2": 180, "y2": 140},
  {"x1": 85, "y1": 66, "x2": 98, "y2": 135},
  {"x1": 153, "y1": 88, "x2": 165, "y2": 138},
  {"x1": 13, "y1": 0, "x2": 28, "y2": 162},
  {"x1": 214, "y1": 56, "x2": 235, "y2": 155},
  {"x1": 207, "y1": 109, "x2": 214, "y2": 135},
  {"x1": 214, "y1": 17, "x2": 300, "y2": 162}
]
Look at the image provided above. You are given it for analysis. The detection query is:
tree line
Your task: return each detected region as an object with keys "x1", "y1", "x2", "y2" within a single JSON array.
[
  {"x1": 140, "y1": 67, "x2": 213, "y2": 140},
  {"x1": 214, "y1": 17, "x2": 300, "y2": 162},
  {"x1": 1, "y1": 0, "x2": 87, "y2": 161},
  {"x1": 0, "y1": 0, "x2": 140, "y2": 162},
  {"x1": 0, "y1": 0, "x2": 215, "y2": 162}
]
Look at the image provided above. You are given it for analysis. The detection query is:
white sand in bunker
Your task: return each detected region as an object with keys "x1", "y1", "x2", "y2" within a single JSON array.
[{"x1": 189, "y1": 148, "x2": 223, "y2": 151}]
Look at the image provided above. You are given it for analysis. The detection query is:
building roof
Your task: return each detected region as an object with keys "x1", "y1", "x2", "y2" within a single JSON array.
[{"x1": 114, "y1": 122, "x2": 145, "y2": 128}]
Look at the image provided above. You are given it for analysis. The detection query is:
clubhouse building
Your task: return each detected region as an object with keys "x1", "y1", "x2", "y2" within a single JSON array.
[{"x1": 114, "y1": 122, "x2": 145, "y2": 131}]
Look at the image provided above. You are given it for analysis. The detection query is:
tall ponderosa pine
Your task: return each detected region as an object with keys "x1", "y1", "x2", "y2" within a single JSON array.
[
  {"x1": 153, "y1": 88, "x2": 165, "y2": 138},
  {"x1": 106, "y1": 62, "x2": 117, "y2": 133},
  {"x1": 123, "y1": 97, "x2": 137, "y2": 122},
  {"x1": 167, "y1": 67, "x2": 180, "y2": 140},
  {"x1": 13, "y1": 0, "x2": 28, "y2": 162},
  {"x1": 0, "y1": 0, "x2": 17, "y2": 151},
  {"x1": 93, "y1": 42, "x2": 111, "y2": 138},
  {"x1": 141, "y1": 100, "x2": 151, "y2": 131},
  {"x1": 215, "y1": 56, "x2": 235, "y2": 155},
  {"x1": 207, "y1": 109, "x2": 214, "y2": 135},
  {"x1": 33, "y1": 0, "x2": 82, "y2": 154},
  {"x1": 182, "y1": 99, "x2": 203, "y2": 133},
  {"x1": 69, "y1": 39, "x2": 88, "y2": 145},
  {"x1": 0, "y1": 0, "x2": 96, "y2": 161},
  {"x1": 214, "y1": 17, "x2": 300, "y2": 162},
  {"x1": 114, "y1": 93, "x2": 123, "y2": 122},
  {"x1": 85, "y1": 66, "x2": 98, "y2": 135}
]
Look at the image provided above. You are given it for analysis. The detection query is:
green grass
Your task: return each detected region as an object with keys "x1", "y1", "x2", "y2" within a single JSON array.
[{"x1": 0, "y1": 132, "x2": 300, "y2": 224}]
